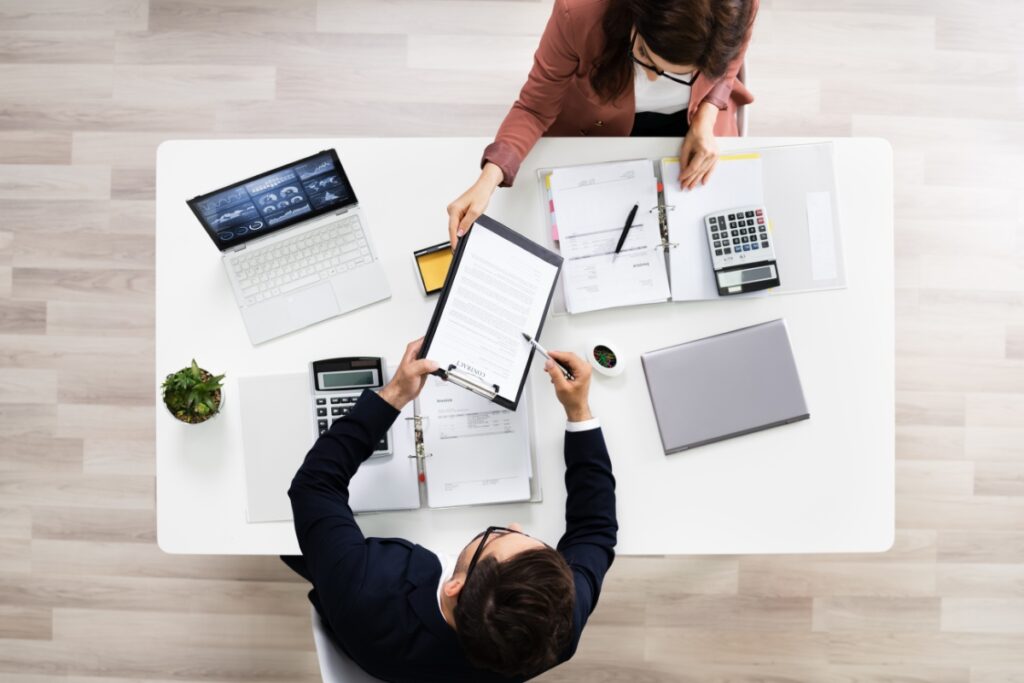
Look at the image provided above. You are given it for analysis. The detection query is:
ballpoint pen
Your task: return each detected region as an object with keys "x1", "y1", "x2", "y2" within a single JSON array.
[
  {"x1": 612, "y1": 203, "x2": 640, "y2": 261},
  {"x1": 521, "y1": 332, "x2": 575, "y2": 381}
]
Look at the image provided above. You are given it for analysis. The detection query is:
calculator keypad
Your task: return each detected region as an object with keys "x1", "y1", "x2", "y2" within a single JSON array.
[
  {"x1": 705, "y1": 206, "x2": 774, "y2": 269},
  {"x1": 313, "y1": 393, "x2": 389, "y2": 452}
]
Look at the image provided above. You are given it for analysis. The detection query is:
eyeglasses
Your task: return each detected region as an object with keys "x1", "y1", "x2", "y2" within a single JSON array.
[
  {"x1": 463, "y1": 526, "x2": 528, "y2": 584},
  {"x1": 630, "y1": 32, "x2": 698, "y2": 87}
]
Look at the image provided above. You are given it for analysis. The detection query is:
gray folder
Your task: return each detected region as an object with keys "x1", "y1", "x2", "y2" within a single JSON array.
[{"x1": 641, "y1": 319, "x2": 809, "y2": 453}]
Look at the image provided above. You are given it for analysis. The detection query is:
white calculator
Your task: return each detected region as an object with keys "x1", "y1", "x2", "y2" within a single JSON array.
[
  {"x1": 309, "y1": 356, "x2": 391, "y2": 457},
  {"x1": 704, "y1": 205, "x2": 781, "y2": 295}
]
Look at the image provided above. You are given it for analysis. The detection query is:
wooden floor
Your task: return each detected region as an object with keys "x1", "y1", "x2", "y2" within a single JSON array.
[{"x1": 0, "y1": 0, "x2": 1022, "y2": 680}]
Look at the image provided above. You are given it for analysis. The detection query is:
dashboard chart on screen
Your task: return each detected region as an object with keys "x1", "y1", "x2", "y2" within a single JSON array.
[{"x1": 189, "y1": 150, "x2": 357, "y2": 248}]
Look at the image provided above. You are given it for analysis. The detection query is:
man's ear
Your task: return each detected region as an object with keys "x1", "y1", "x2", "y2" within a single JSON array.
[{"x1": 443, "y1": 576, "x2": 464, "y2": 600}]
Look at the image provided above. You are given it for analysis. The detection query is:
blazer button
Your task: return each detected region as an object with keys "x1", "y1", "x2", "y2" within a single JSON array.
[{"x1": 595, "y1": 120, "x2": 604, "y2": 127}]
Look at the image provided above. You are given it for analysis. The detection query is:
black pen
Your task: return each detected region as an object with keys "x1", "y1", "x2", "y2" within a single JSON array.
[
  {"x1": 612, "y1": 203, "x2": 639, "y2": 261},
  {"x1": 521, "y1": 332, "x2": 575, "y2": 381}
]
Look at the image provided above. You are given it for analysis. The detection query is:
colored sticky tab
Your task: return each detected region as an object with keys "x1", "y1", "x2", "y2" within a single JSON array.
[{"x1": 719, "y1": 153, "x2": 761, "y2": 161}]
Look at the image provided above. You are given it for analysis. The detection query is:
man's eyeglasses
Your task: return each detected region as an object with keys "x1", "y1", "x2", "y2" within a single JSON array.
[
  {"x1": 630, "y1": 32, "x2": 698, "y2": 87},
  {"x1": 464, "y1": 526, "x2": 529, "y2": 584}
]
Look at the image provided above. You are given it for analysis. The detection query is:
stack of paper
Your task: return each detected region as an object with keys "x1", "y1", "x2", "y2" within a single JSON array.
[
  {"x1": 418, "y1": 375, "x2": 533, "y2": 508},
  {"x1": 549, "y1": 160, "x2": 670, "y2": 313}
]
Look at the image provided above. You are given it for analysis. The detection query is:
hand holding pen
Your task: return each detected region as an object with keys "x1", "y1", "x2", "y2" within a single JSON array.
[
  {"x1": 522, "y1": 332, "x2": 574, "y2": 380},
  {"x1": 542, "y1": 351, "x2": 592, "y2": 423}
]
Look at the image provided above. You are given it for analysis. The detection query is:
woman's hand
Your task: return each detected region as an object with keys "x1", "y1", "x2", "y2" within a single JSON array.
[
  {"x1": 678, "y1": 102, "x2": 720, "y2": 190},
  {"x1": 446, "y1": 162, "x2": 504, "y2": 250}
]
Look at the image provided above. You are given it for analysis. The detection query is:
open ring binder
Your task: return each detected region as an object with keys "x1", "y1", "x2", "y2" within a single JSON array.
[
  {"x1": 403, "y1": 415, "x2": 432, "y2": 460},
  {"x1": 443, "y1": 365, "x2": 499, "y2": 401},
  {"x1": 649, "y1": 204, "x2": 679, "y2": 251}
]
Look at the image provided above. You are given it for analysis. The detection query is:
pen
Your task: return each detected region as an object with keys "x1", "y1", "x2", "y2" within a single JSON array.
[
  {"x1": 612, "y1": 203, "x2": 639, "y2": 261},
  {"x1": 521, "y1": 332, "x2": 575, "y2": 381}
]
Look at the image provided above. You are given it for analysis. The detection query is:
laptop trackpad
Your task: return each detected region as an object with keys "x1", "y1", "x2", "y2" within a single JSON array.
[{"x1": 286, "y1": 282, "x2": 340, "y2": 329}]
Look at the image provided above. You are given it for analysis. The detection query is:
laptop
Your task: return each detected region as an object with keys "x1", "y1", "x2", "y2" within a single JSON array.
[
  {"x1": 187, "y1": 149, "x2": 391, "y2": 345},
  {"x1": 641, "y1": 319, "x2": 809, "y2": 453}
]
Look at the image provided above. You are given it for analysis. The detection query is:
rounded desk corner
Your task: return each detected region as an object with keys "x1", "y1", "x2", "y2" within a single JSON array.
[
  {"x1": 155, "y1": 138, "x2": 188, "y2": 166},
  {"x1": 156, "y1": 531, "x2": 183, "y2": 555},
  {"x1": 870, "y1": 527, "x2": 897, "y2": 554}
]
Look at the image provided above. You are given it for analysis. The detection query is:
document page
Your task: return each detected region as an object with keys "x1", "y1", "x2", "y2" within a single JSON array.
[
  {"x1": 419, "y1": 375, "x2": 532, "y2": 508},
  {"x1": 550, "y1": 160, "x2": 670, "y2": 313},
  {"x1": 661, "y1": 154, "x2": 765, "y2": 301},
  {"x1": 423, "y1": 221, "x2": 558, "y2": 406}
]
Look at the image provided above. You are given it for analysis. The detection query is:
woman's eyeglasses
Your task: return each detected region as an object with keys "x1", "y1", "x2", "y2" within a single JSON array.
[{"x1": 630, "y1": 32, "x2": 698, "y2": 87}]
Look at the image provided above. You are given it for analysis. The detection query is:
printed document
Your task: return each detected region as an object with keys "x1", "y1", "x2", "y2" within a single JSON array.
[
  {"x1": 423, "y1": 224, "x2": 558, "y2": 405},
  {"x1": 419, "y1": 375, "x2": 532, "y2": 508},
  {"x1": 550, "y1": 160, "x2": 670, "y2": 313}
]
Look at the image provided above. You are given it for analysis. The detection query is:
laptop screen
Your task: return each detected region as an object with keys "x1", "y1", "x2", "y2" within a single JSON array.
[{"x1": 187, "y1": 149, "x2": 358, "y2": 250}]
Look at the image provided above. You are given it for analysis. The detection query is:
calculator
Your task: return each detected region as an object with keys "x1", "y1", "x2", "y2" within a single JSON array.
[
  {"x1": 309, "y1": 356, "x2": 391, "y2": 456},
  {"x1": 704, "y1": 205, "x2": 781, "y2": 295}
]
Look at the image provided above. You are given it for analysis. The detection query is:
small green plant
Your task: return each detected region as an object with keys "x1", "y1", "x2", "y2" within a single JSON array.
[{"x1": 162, "y1": 360, "x2": 225, "y2": 424}]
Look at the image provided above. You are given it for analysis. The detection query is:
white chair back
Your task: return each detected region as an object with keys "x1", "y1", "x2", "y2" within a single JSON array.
[{"x1": 311, "y1": 606, "x2": 386, "y2": 683}]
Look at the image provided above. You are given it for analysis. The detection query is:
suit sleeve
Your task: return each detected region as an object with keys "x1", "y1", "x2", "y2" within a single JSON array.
[
  {"x1": 481, "y1": 0, "x2": 580, "y2": 187},
  {"x1": 288, "y1": 389, "x2": 399, "y2": 620},
  {"x1": 556, "y1": 427, "x2": 617, "y2": 642}
]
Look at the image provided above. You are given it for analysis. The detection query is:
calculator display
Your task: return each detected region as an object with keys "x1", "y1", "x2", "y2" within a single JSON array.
[
  {"x1": 742, "y1": 266, "x2": 774, "y2": 283},
  {"x1": 318, "y1": 369, "x2": 377, "y2": 390}
]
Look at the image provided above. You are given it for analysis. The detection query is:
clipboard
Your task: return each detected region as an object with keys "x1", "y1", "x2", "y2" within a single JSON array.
[{"x1": 419, "y1": 214, "x2": 563, "y2": 411}]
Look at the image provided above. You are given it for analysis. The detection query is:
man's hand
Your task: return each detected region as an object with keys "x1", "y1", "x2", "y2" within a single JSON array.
[
  {"x1": 446, "y1": 162, "x2": 504, "y2": 251},
  {"x1": 378, "y1": 338, "x2": 439, "y2": 411},
  {"x1": 543, "y1": 351, "x2": 593, "y2": 422},
  {"x1": 678, "y1": 101, "x2": 720, "y2": 190}
]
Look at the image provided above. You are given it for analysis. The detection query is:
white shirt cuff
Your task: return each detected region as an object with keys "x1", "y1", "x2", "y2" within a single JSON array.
[{"x1": 566, "y1": 417, "x2": 600, "y2": 433}]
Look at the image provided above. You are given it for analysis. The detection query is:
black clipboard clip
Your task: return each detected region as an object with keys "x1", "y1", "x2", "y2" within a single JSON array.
[{"x1": 443, "y1": 364, "x2": 499, "y2": 401}]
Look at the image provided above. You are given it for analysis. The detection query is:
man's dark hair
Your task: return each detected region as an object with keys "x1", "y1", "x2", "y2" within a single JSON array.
[{"x1": 453, "y1": 547, "x2": 575, "y2": 676}]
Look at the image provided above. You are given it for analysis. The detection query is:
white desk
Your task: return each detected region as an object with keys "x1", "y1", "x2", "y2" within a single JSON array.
[{"x1": 155, "y1": 137, "x2": 893, "y2": 556}]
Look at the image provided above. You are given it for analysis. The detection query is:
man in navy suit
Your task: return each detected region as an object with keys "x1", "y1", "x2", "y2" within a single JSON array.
[{"x1": 285, "y1": 338, "x2": 617, "y2": 682}]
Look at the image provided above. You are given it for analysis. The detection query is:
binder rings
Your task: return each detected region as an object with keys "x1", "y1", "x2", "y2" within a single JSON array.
[
  {"x1": 240, "y1": 372, "x2": 540, "y2": 523},
  {"x1": 393, "y1": 375, "x2": 541, "y2": 510},
  {"x1": 419, "y1": 214, "x2": 563, "y2": 411},
  {"x1": 538, "y1": 142, "x2": 847, "y2": 314}
]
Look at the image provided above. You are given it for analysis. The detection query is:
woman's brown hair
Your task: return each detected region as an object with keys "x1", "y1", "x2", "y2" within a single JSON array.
[{"x1": 590, "y1": 0, "x2": 756, "y2": 103}]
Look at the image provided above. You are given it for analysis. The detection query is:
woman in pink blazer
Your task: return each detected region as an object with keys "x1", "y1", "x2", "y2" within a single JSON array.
[{"x1": 447, "y1": 0, "x2": 758, "y2": 247}]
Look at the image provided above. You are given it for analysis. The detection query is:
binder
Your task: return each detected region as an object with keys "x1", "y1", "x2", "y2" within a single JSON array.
[
  {"x1": 419, "y1": 214, "x2": 563, "y2": 411},
  {"x1": 390, "y1": 377, "x2": 542, "y2": 511},
  {"x1": 538, "y1": 142, "x2": 847, "y2": 314},
  {"x1": 239, "y1": 372, "x2": 541, "y2": 523}
]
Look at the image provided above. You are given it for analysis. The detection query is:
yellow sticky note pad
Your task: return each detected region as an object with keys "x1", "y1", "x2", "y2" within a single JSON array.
[{"x1": 414, "y1": 243, "x2": 453, "y2": 294}]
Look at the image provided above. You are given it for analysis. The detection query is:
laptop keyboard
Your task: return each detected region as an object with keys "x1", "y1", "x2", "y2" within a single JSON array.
[{"x1": 230, "y1": 214, "x2": 372, "y2": 305}]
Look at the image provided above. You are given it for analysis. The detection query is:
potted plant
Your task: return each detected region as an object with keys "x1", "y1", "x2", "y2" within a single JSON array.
[{"x1": 162, "y1": 360, "x2": 225, "y2": 424}]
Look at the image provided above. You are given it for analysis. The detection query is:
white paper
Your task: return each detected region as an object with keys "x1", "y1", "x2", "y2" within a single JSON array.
[
  {"x1": 551, "y1": 159, "x2": 657, "y2": 238},
  {"x1": 419, "y1": 375, "x2": 532, "y2": 508},
  {"x1": 549, "y1": 160, "x2": 670, "y2": 313},
  {"x1": 805, "y1": 191, "x2": 838, "y2": 281},
  {"x1": 425, "y1": 225, "x2": 558, "y2": 404},
  {"x1": 562, "y1": 249, "x2": 671, "y2": 314},
  {"x1": 661, "y1": 155, "x2": 765, "y2": 301}
]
